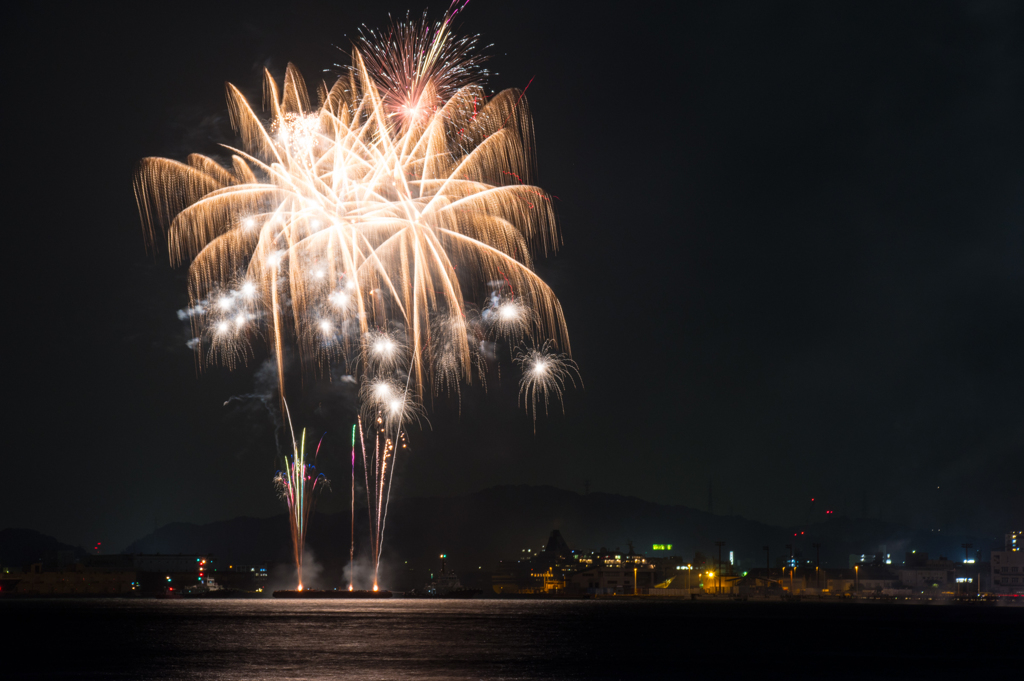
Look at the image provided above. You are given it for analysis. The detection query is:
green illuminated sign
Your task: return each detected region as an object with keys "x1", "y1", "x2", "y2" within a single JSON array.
[{"x1": 652, "y1": 544, "x2": 673, "y2": 551}]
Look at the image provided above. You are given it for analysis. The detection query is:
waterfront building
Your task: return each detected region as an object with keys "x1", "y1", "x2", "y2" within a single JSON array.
[
  {"x1": 894, "y1": 552, "x2": 961, "y2": 591},
  {"x1": 9, "y1": 563, "x2": 139, "y2": 596},
  {"x1": 2, "y1": 554, "x2": 214, "y2": 596},
  {"x1": 491, "y1": 530, "x2": 581, "y2": 594},
  {"x1": 650, "y1": 568, "x2": 741, "y2": 595},
  {"x1": 212, "y1": 564, "x2": 269, "y2": 592},
  {"x1": 491, "y1": 531, "x2": 668, "y2": 595},
  {"x1": 568, "y1": 561, "x2": 657, "y2": 595},
  {"x1": 991, "y1": 532, "x2": 1023, "y2": 595}
]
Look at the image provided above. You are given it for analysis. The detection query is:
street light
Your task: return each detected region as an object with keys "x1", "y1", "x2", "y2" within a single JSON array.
[
  {"x1": 715, "y1": 542, "x2": 726, "y2": 595},
  {"x1": 763, "y1": 545, "x2": 770, "y2": 587},
  {"x1": 812, "y1": 542, "x2": 821, "y2": 590},
  {"x1": 785, "y1": 543, "x2": 793, "y2": 591}
]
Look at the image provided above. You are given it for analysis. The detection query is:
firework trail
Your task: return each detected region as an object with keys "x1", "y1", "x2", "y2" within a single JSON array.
[
  {"x1": 136, "y1": 3, "x2": 577, "y2": 589},
  {"x1": 354, "y1": 414, "x2": 409, "y2": 590},
  {"x1": 273, "y1": 427, "x2": 329, "y2": 590},
  {"x1": 349, "y1": 423, "x2": 356, "y2": 591}
]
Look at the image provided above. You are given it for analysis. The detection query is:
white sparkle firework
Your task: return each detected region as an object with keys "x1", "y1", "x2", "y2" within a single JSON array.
[{"x1": 514, "y1": 341, "x2": 581, "y2": 431}]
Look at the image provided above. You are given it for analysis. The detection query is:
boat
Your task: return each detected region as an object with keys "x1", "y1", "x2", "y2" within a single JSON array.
[
  {"x1": 420, "y1": 554, "x2": 482, "y2": 599},
  {"x1": 273, "y1": 589, "x2": 392, "y2": 598}
]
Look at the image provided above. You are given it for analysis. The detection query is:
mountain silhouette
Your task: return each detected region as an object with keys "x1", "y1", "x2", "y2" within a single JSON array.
[{"x1": 113, "y1": 485, "x2": 992, "y2": 591}]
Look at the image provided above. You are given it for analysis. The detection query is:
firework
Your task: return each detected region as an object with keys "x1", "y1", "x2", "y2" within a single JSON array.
[
  {"x1": 356, "y1": 414, "x2": 408, "y2": 590},
  {"x1": 273, "y1": 427, "x2": 329, "y2": 590},
  {"x1": 362, "y1": 329, "x2": 408, "y2": 377},
  {"x1": 483, "y1": 292, "x2": 537, "y2": 347},
  {"x1": 355, "y1": 2, "x2": 487, "y2": 129},
  {"x1": 430, "y1": 310, "x2": 488, "y2": 404},
  {"x1": 349, "y1": 423, "x2": 356, "y2": 591},
  {"x1": 515, "y1": 341, "x2": 581, "y2": 431},
  {"x1": 134, "y1": 9, "x2": 568, "y2": 397},
  {"x1": 137, "y1": 5, "x2": 577, "y2": 590}
]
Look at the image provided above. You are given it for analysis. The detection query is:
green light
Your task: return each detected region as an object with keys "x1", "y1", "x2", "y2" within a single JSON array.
[{"x1": 652, "y1": 544, "x2": 673, "y2": 551}]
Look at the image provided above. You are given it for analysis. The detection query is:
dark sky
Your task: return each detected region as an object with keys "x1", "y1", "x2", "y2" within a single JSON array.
[{"x1": 8, "y1": 1, "x2": 1022, "y2": 551}]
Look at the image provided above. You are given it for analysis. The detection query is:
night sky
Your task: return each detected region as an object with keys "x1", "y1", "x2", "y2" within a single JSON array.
[{"x1": 8, "y1": 1, "x2": 1022, "y2": 551}]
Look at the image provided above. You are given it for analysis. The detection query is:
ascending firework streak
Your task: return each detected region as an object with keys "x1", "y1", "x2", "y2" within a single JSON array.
[
  {"x1": 349, "y1": 424, "x2": 356, "y2": 591},
  {"x1": 356, "y1": 414, "x2": 408, "y2": 590},
  {"x1": 136, "y1": 3, "x2": 577, "y2": 589},
  {"x1": 273, "y1": 427, "x2": 329, "y2": 590}
]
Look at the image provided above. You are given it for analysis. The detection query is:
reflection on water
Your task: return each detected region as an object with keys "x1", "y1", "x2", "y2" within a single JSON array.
[{"x1": 5, "y1": 598, "x2": 1020, "y2": 679}]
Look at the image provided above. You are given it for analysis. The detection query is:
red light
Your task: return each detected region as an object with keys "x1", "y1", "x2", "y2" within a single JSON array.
[
  {"x1": 811, "y1": 498, "x2": 815, "y2": 502},
  {"x1": 801, "y1": 531, "x2": 804, "y2": 535}
]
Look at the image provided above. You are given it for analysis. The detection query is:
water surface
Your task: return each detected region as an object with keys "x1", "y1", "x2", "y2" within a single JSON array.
[{"x1": 6, "y1": 598, "x2": 1020, "y2": 679}]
